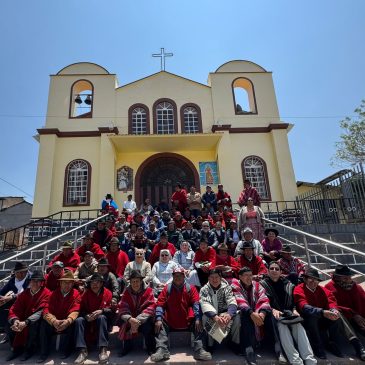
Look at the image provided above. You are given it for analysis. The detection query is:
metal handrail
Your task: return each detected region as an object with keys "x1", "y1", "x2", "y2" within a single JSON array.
[
  {"x1": 0, "y1": 213, "x2": 108, "y2": 268},
  {"x1": 263, "y1": 217, "x2": 365, "y2": 258}
]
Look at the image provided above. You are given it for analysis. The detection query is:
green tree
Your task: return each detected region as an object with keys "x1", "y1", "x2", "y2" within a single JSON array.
[{"x1": 332, "y1": 100, "x2": 365, "y2": 167}]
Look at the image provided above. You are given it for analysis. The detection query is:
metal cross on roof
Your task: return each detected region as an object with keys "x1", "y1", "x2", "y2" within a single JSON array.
[{"x1": 152, "y1": 48, "x2": 173, "y2": 71}]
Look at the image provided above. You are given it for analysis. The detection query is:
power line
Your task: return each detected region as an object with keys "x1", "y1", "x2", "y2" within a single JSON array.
[{"x1": 0, "y1": 177, "x2": 33, "y2": 198}]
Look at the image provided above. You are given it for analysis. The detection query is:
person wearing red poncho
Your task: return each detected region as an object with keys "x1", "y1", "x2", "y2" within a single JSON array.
[
  {"x1": 37, "y1": 271, "x2": 81, "y2": 363},
  {"x1": 6, "y1": 271, "x2": 51, "y2": 362},
  {"x1": 149, "y1": 231, "x2": 176, "y2": 266},
  {"x1": 171, "y1": 183, "x2": 187, "y2": 212},
  {"x1": 76, "y1": 233, "x2": 105, "y2": 261},
  {"x1": 193, "y1": 239, "x2": 216, "y2": 287},
  {"x1": 151, "y1": 267, "x2": 211, "y2": 362},
  {"x1": 237, "y1": 179, "x2": 261, "y2": 207},
  {"x1": 48, "y1": 240, "x2": 80, "y2": 272},
  {"x1": 324, "y1": 264, "x2": 365, "y2": 360},
  {"x1": 293, "y1": 268, "x2": 343, "y2": 359},
  {"x1": 117, "y1": 270, "x2": 156, "y2": 357},
  {"x1": 215, "y1": 243, "x2": 240, "y2": 283},
  {"x1": 236, "y1": 241, "x2": 267, "y2": 279},
  {"x1": 92, "y1": 219, "x2": 114, "y2": 250},
  {"x1": 106, "y1": 237, "x2": 129, "y2": 278},
  {"x1": 216, "y1": 184, "x2": 232, "y2": 208},
  {"x1": 45, "y1": 261, "x2": 65, "y2": 291},
  {"x1": 74, "y1": 273, "x2": 113, "y2": 365}
]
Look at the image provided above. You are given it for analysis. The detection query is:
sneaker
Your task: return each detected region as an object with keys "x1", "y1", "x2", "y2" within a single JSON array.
[
  {"x1": 194, "y1": 348, "x2": 212, "y2": 361},
  {"x1": 150, "y1": 348, "x2": 170, "y2": 362},
  {"x1": 99, "y1": 347, "x2": 109, "y2": 364},
  {"x1": 74, "y1": 348, "x2": 88, "y2": 364}
]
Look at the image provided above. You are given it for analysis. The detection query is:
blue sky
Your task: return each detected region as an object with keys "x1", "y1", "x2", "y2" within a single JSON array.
[{"x1": 0, "y1": 0, "x2": 364, "y2": 203}]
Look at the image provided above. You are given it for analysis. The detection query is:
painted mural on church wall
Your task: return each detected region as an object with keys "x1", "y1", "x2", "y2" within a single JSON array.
[
  {"x1": 117, "y1": 166, "x2": 133, "y2": 192},
  {"x1": 199, "y1": 162, "x2": 219, "y2": 185}
]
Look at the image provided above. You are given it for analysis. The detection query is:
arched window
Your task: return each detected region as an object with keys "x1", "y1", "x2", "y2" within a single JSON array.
[
  {"x1": 153, "y1": 99, "x2": 178, "y2": 134},
  {"x1": 69, "y1": 80, "x2": 94, "y2": 118},
  {"x1": 128, "y1": 104, "x2": 150, "y2": 134},
  {"x1": 242, "y1": 156, "x2": 271, "y2": 200},
  {"x1": 180, "y1": 103, "x2": 202, "y2": 133},
  {"x1": 232, "y1": 78, "x2": 257, "y2": 114},
  {"x1": 63, "y1": 159, "x2": 91, "y2": 206}
]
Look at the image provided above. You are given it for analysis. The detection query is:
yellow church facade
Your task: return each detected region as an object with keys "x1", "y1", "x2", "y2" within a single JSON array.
[{"x1": 32, "y1": 60, "x2": 297, "y2": 218}]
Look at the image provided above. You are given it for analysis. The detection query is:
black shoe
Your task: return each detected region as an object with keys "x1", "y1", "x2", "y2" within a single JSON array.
[
  {"x1": 60, "y1": 351, "x2": 72, "y2": 359},
  {"x1": 20, "y1": 351, "x2": 33, "y2": 361},
  {"x1": 119, "y1": 340, "x2": 133, "y2": 357},
  {"x1": 6, "y1": 350, "x2": 22, "y2": 361},
  {"x1": 314, "y1": 349, "x2": 327, "y2": 360},
  {"x1": 36, "y1": 354, "x2": 48, "y2": 363},
  {"x1": 351, "y1": 338, "x2": 365, "y2": 361},
  {"x1": 327, "y1": 342, "x2": 344, "y2": 358},
  {"x1": 246, "y1": 348, "x2": 257, "y2": 365}
]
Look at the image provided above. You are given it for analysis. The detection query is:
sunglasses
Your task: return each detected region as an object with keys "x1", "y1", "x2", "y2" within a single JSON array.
[
  {"x1": 269, "y1": 267, "x2": 280, "y2": 271},
  {"x1": 161, "y1": 254, "x2": 169, "y2": 257},
  {"x1": 135, "y1": 253, "x2": 144, "y2": 256}
]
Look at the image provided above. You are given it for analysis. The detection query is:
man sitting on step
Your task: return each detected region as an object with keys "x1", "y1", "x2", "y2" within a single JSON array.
[
  {"x1": 6, "y1": 271, "x2": 51, "y2": 361},
  {"x1": 324, "y1": 264, "x2": 365, "y2": 360},
  {"x1": 37, "y1": 271, "x2": 81, "y2": 363},
  {"x1": 48, "y1": 240, "x2": 80, "y2": 273},
  {"x1": 151, "y1": 267, "x2": 211, "y2": 362},
  {"x1": 45, "y1": 261, "x2": 65, "y2": 291},
  {"x1": 74, "y1": 273, "x2": 113, "y2": 365},
  {"x1": 277, "y1": 245, "x2": 306, "y2": 285}
]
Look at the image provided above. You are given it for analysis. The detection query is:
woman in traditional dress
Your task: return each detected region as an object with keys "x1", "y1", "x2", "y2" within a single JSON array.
[{"x1": 238, "y1": 197, "x2": 265, "y2": 241}]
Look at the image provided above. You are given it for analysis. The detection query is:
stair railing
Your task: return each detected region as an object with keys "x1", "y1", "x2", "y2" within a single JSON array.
[
  {"x1": 264, "y1": 217, "x2": 365, "y2": 277},
  {"x1": 0, "y1": 213, "x2": 108, "y2": 285}
]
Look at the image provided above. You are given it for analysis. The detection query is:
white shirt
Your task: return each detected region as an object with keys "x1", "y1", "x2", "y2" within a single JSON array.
[{"x1": 123, "y1": 200, "x2": 137, "y2": 212}]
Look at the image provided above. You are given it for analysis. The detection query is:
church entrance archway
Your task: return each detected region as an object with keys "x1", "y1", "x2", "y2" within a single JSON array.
[{"x1": 135, "y1": 153, "x2": 200, "y2": 207}]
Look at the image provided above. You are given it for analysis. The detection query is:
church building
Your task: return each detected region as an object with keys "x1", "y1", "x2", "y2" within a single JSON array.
[{"x1": 32, "y1": 59, "x2": 297, "y2": 217}]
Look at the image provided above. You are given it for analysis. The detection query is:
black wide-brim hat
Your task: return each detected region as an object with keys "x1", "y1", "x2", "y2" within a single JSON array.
[
  {"x1": 334, "y1": 264, "x2": 354, "y2": 276},
  {"x1": 264, "y1": 228, "x2": 279, "y2": 237},
  {"x1": 13, "y1": 261, "x2": 28, "y2": 272},
  {"x1": 303, "y1": 268, "x2": 322, "y2": 281},
  {"x1": 30, "y1": 270, "x2": 45, "y2": 281}
]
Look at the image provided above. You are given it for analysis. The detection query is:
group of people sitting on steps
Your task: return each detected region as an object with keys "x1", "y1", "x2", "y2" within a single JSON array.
[{"x1": 0, "y1": 181, "x2": 364, "y2": 365}]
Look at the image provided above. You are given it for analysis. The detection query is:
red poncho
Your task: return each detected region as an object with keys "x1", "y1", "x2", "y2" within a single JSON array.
[
  {"x1": 149, "y1": 242, "x2": 176, "y2": 266},
  {"x1": 236, "y1": 255, "x2": 267, "y2": 276},
  {"x1": 43, "y1": 288, "x2": 81, "y2": 320},
  {"x1": 171, "y1": 190, "x2": 187, "y2": 212},
  {"x1": 106, "y1": 250, "x2": 129, "y2": 278},
  {"x1": 76, "y1": 243, "x2": 105, "y2": 261},
  {"x1": 48, "y1": 251, "x2": 80, "y2": 272},
  {"x1": 194, "y1": 247, "x2": 216, "y2": 267}
]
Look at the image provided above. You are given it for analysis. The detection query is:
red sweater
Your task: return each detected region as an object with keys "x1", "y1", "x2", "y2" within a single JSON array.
[
  {"x1": 294, "y1": 283, "x2": 337, "y2": 312},
  {"x1": 106, "y1": 250, "x2": 129, "y2": 278},
  {"x1": 236, "y1": 255, "x2": 267, "y2": 276},
  {"x1": 157, "y1": 284, "x2": 199, "y2": 329},
  {"x1": 325, "y1": 279, "x2": 365, "y2": 319},
  {"x1": 216, "y1": 254, "x2": 240, "y2": 277},
  {"x1": 194, "y1": 247, "x2": 216, "y2": 267},
  {"x1": 80, "y1": 287, "x2": 112, "y2": 314},
  {"x1": 45, "y1": 271, "x2": 63, "y2": 291},
  {"x1": 48, "y1": 252, "x2": 80, "y2": 272},
  {"x1": 43, "y1": 288, "x2": 81, "y2": 320},
  {"x1": 149, "y1": 242, "x2": 176, "y2": 266},
  {"x1": 171, "y1": 190, "x2": 187, "y2": 211},
  {"x1": 8, "y1": 286, "x2": 51, "y2": 348},
  {"x1": 76, "y1": 243, "x2": 105, "y2": 261}
]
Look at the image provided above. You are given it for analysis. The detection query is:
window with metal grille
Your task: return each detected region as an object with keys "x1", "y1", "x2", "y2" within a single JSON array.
[
  {"x1": 156, "y1": 102, "x2": 175, "y2": 134},
  {"x1": 183, "y1": 106, "x2": 199, "y2": 133},
  {"x1": 243, "y1": 156, "x2": 270, "y2": 199},
  {"x1": 64, "y1": 159, "x2": 90, "y2": 205},
  {"x1": 132, "y1": 107, "x2": 147, "y2": 134}
]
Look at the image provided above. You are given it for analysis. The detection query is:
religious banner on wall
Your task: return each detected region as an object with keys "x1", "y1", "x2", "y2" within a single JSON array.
[
  {"x1": 199, "y1": 162, "x2": 219, "y2": 185},
  {"x1": 117, "y1": 166, "x2": 133, "y2": 192}
]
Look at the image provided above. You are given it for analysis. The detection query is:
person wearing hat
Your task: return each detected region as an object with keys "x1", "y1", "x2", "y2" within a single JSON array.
[
  {"x1": 150, "y1": 211, "x2": 165, "y2": 233},
  {"x1": 45, "y1": 261, "x2": 65, "y2": 291},
  {"x1": 118, "y1": 270, "x2": 156, "y2": 357},
  {"x1": 37, "y1": 271, "x2": 81, "y2": 362},
  {"x1": 76, "y1": 233, "x2": 105, "y2": 261},
  {"x1": 200, "y1": 268, "x2": 240, "y2": 354},
  {"x1": 149, "y1": 231, "x2": 177, "y2": 266},
  {"x1": 277, "y1": 245, "x2": 306, "y2": 284},
  {"x1": 74, "y1": 273, "x2": 114, "y2": 365},
  {"x1": 48, "y1": 240, "x2": 81, "y2": 272},
  {"x1": 231, "y1": 267, "x2": 273, "y2": 364},
  {"x1": 151, "y1": 266, "x2": 211, "y2": 362},
  {"x1": 215, "y1": 243, "x2": 240, "y2": 282},
  {"x1": 293, "y1": 268, "x2": 343, "y2": 359},
  {"x1": 216, "y1": 184, "x2": 232, "y2": 209},
  {"x1": 236, "y1": 241, "x2": 267, "y2": 279},
  {"x1": 187, "y1": 186, "x2": 202, "y2": 218},
  {"x1": 92, "y1": 219, "x2": 114, "y2": 251},
  {"x1": 74, "y1": 251, "x2": 98, "y2": 281},
  {"x1": 101, "y1": 194, "x2": 119, "y2": 219},
  {"x1": 325, "y1": 265, "x2": 365, "y2": 360},
  {"x1": 261, "y1": 228, "x2": 282, "y2": 264},
  {"x1": 106, "y1": 237, "x2": 130, "y2": 292},
  {"x1": 261, "y1": 262, "x2": 316, "y2": 365},
  {"x1": 193, "y1": 238, "x2": 217, "y2": 286},
  {"x1": 146, "y1": 220, "x2": 161, "y2": 248},
  {"x1": 171, "y1": 182, "x2": 188, "y2": 213},
  {"x1": 0, "y1": 262, "x2": 31, "y2": 337},
  {"x1": 96, "y1": 258, "x2": 120, "y2": 306},
  {"x1": 6, "y1": 271, "x2": 51, "y2": 361},
  {"x1": 234, "y1": 226, "x2": 264, "y2": 258}
]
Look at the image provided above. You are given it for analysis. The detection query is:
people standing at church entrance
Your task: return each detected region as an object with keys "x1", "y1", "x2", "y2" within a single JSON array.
[
  {"x1": 238, "y1": 179, "x2": 261, "y2": 207},
  {"x1": 187, "y1": 186, "x2": 202, "y2": 218},
  {"x1": 216, "y1": 184, "x2": 232, "y2": 209},
  {"x1": 171, "y1": 183, "x2": 187, "y2": 213},
  {"x1": 201, "y1": 186, "x2": 217, "y2": 216},
  {"x1": 238, "y1": 198, "x2": 265, "y2": 242},
  {"x1": 123, "y1": 194, "x2": 137, "y2": 214}
]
